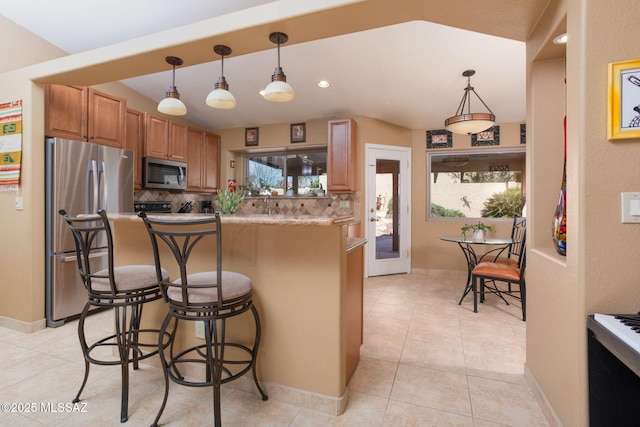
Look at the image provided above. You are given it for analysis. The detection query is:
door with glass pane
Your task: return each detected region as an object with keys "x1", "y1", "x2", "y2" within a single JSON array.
[{"x1": 365, "y1": 144, "x2": 411, "y2": 276}]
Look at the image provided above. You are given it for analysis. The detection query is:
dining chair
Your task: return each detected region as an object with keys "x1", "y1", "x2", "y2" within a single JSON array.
[
  {"x1": 493, "y1": 216, "x2": 526, "y2": 268},
  {"x1": 59, "y1": 209, "x2": 171, "y2": 423},
  {"x1": 472, "y1": 242, "x2": 526, "y2": 321},
  {"x1": 139, "y1": 211, "x2": 268, "y2": 427}
]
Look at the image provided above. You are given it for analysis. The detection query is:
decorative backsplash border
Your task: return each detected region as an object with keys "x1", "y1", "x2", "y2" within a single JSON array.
[{"x1": 135, "y1": 190, "x2": 357, "y2": 218}]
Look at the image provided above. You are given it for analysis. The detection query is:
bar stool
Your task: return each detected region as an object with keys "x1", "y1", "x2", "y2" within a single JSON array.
[
  {"x1": 139, "y1": 212, "x2": 268, "y2": 427},
  {"x1": 59, "y1": 210, "x2": 171, "y2": 423}
]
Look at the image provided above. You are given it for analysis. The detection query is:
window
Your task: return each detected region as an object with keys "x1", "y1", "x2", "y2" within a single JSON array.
[
  {"x1": 427, "y1": 148, "x2": 525, "y2": 220},
  {"x1": 243, "y1": 148, "x2": 327, "y2": 196}
]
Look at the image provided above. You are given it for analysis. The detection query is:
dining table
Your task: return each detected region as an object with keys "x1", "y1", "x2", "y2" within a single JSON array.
[{"x1": 439, "y1": 235, "x2": 517, "y2": 306}]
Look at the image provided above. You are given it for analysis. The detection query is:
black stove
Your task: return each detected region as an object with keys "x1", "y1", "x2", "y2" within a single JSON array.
[{"x1": 133, "y1": 201, "x2": 172, "y2": 213}]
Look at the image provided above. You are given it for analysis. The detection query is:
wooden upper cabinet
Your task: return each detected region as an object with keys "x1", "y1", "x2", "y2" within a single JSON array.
[
  {"x1": 186, "y1": 127, "x2": 204, "y2": 191},
  {"x1": 203, "y1": 132, "x2": 221, "y2": 191},
  {"x1": 87, "y1": 89, "x2": 126, "y2": 147},
  {"x1": 45, "y1": 85, "x2": 89, "y2": 141},
  {"x1": 168, "y1": 120, "x2": 187, "y2": 161},
  {"x1": 186, "y1": 128, "x2": 220, "y2": 193},
  {"x1": 45, "y1": 85, "x2": 126, "y2": 147},
  {"x1": 125, "y1": 109, "x2": 144, "y2": 190},
  {"x1": 144, "y1": 112, "x2": 169, "y2": 158},
  {"x1": 327, "y1": 118, "x2": 357, "y2": 192}
]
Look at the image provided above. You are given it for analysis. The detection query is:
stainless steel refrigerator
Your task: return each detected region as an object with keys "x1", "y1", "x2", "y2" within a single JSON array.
[{"x1": 45, "y1": 137, "x2": 133, "y2": 327}]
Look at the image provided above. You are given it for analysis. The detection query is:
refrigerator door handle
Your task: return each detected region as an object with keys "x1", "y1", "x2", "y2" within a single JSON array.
[
  {"x1": 89, "y1": 160, "x2": 99, "y2": 213},
  {"x1": 98, "y1": 161, "x2": 106, "y2": 212}
]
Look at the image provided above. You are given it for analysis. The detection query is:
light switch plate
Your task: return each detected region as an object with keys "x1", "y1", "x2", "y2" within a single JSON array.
[{"x1": 621, "y1": 192, "x2": 640, "y2": 223}]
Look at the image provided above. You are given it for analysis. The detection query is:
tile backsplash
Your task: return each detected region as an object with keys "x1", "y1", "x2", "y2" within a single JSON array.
[{"x1": 134, "y1": 190, "x2": 357, "y2": 218}]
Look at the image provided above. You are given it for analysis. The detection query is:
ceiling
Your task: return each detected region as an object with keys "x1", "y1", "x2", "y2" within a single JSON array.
[{"x1": 1, "y1": 0, "x2": 549, "y2": 132}]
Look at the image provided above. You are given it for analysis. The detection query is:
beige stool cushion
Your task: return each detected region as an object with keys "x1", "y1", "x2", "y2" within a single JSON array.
[
  {"x1": 168, "y1": 271, "x2": 251, "y2": 304},
  {"x1": 92, "y1": 265, "x2": 168, "y2": 292}
]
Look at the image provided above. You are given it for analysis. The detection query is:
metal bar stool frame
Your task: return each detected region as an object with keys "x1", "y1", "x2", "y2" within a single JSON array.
[
  {"x1": 59, "y1": 209, "x2": 173, "y2": 423},
  {"x1": 139, "y1": 212, "x2": 267, "y2": 427}
]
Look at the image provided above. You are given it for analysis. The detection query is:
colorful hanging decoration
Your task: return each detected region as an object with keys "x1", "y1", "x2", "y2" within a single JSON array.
[
  {"x1": 552, "y1": 115, "x2": 567, "y2": 256},
  {"x1": 0, "y1": 99, "x2": 23, "y2": 192}
]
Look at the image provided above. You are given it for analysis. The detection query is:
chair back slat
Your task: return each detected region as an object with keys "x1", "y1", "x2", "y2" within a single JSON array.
[
  {"x1": 139, "y1": 212, "x2": 224, "y2": 310},
  {"x1": 59, "y1": 209, "x2": 117, "y2": 296}
]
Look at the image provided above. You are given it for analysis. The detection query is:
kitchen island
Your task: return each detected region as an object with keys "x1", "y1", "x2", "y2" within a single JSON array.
[{"x1": 108, "y1": 213, "x2": 365, "y2": 415}]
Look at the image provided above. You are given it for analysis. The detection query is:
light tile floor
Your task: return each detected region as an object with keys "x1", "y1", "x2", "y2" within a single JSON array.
[{"x1": 0, "y1": 271, "x2": 549, "y2": 426}]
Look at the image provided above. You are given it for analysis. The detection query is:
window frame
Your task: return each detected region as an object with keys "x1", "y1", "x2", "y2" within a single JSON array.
[
  {"x1": 426, "y1": 147, "x2": 526, "y2": 222},
  {"x1": 242, "y1": 147, "x2": 328, "y2": 196}
]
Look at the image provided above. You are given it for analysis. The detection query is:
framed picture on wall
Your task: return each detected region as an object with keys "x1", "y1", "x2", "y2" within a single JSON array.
[
  {"x1": 426, "y1": 129, "x2": 452, "y2": 149},
  {"x1": 608, "y1": 58, "x2": 640, "y2": 140},
  {"x1": 291, "y1": 122, "x2": 306, "y2": 143},
  {"x1": 245, "y1": 127, "x2": 259, "y2": 146},
  {"x1": 471, "y1": 126, "x2": 500, "y2": 146}
]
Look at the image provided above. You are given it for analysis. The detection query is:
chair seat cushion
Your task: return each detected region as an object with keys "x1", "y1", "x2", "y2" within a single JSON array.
[
  {"x1": 92, "y1": 265, "x2": 168, "y2": 292},
  {"x1": 473, "y1": 262, "x2": 521, "y2": 281},
  {"x1": 493, "y1": 257, "x2": 519, "y2": 268},
  {"x1": 168, "y1": 271, "x2": 251, "y2": 304}
]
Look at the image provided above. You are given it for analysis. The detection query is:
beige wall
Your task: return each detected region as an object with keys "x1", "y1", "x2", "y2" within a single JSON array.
[
  {"x1": 525, "y1": 0, "x2": 640, "y2": 425},
  {"x1": 412, "y1": 122, "x2": 526, "y2": 272}
]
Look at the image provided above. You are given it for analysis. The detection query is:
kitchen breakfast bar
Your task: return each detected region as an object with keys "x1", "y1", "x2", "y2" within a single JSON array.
[{"x1": 108, "y1": 213, "x2": 365, "y2": 415}]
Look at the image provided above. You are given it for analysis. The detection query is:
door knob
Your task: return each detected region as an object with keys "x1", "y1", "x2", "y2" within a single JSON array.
[{"x1": 370, "y1": 217, "x2": 377, "y2": 222}]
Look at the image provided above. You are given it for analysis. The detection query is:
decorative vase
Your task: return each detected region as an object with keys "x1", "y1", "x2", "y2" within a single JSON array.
[
  {"x1": 552, "y1": 115, "x2": 567, "y2": 256},
  {"x1": 472, "y1": 229, "x2": 485, "y2": 243}
]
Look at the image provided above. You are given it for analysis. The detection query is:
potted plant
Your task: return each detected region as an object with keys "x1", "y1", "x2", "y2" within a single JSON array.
[
  {"x1": 461, "y1": 221, "x2": 496, "y2": 242},
  {"x1": 217, "y1": 188, "x2": 245, "y2": 214}
]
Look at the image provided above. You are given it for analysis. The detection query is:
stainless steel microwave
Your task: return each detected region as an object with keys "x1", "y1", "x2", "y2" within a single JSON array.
[{"x1": 143, "y1": 157, "x2": 187, "y2": 191}]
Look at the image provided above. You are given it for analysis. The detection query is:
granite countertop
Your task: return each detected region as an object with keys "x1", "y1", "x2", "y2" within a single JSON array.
[
  {"x1": 346, "y1": 237, "x2": 367, "y2": 252},
  {"x1": 108, "y1": 212, "x2": 354, "y2": 226}
]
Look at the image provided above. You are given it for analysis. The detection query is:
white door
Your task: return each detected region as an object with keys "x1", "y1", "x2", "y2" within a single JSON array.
[{"x1": 365, "y1": 144, "x2": 411, "y2": 277}]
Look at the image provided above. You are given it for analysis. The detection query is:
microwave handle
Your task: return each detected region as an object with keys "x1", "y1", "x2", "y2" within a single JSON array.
[{"x1": 179, "y1": 167, "x2": 185, "y2": 184}]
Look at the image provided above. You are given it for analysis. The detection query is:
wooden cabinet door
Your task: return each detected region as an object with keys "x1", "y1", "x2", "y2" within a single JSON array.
[
  {"x1": 125, "y1": 109, "x2": 144, "y2": 190},
  {"x1": 144, "y1": 112, "x2": 169, "y2": 158},
  {"x1": 186, "y1": 127, "x2": 204, "y2": 191},
  {"x1": 327, "y1": 119, "x2": 357, "y2": 192},
  {"x1": 168, "y1": 120, "x2": 187, "y2": 161},
  {"x1": 45, "y1": 84, "x2": 88, "y2": 140},
  {"x1": 203, "y1": 132, "x2": 221, "y2": 191},
  {"x1": 88, "y1": 89, "x2": 125, "y2": 147}
]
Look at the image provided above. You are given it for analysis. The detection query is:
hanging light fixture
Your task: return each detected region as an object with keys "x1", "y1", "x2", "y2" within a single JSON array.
[
  {"x1": 444, "y1": 69, "x2": 495, "y2": 135},
  {"x1": 263, "y1": 32, "x2": 295, "y2": 102},
  {"x1": 157, "y1": 56, "x2": 187, "y2": 116},
  {"x1": 206, "y1": 45, "x2": 236, "y2": 109}
]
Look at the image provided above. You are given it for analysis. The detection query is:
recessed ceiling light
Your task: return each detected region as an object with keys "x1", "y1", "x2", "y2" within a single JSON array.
[
  {"x1": 553, "y1": 33, "x2": 567, "y2": 44},
  {"x1": 317, "y1": 80, "x2": 330, "y2": 88}
]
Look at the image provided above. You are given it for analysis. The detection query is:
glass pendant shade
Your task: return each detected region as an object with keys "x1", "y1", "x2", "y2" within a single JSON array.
[
  {"x1": 444, "y1": 70, "x2": 495, "y2": 135},
  {"x1": 157, "y1": 56, "x2": 187, "y2": 116},
  {"x1": 207, "y1": 45, "x2": 236, "y2": 109},
  {"x1": 264, "y1": 32, "x2": 294, "y2": 102},
  {"x1": 445, "y1": 113, "x2": 495, "y2": 134},
  {"x1": 206, "y1": 78, "x2": 236, "y2": 109},
  {"x1": 157, "y1": 91, "x2": 187, "y2": 116},
  {"x1": 263, "y1": 68, "x2": 295, "y2": 102}
]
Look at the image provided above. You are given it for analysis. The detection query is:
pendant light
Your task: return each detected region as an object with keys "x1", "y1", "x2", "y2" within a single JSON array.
[
  {"x1": 157, "y1": 56, "x2": 187, "y2": 116},
  {"x1": 263, "y1": 32, "x2": 295, "y2": 102},
  {"x1": 206, "y1": 45, "x2": 236, "y2": 109},
  {"x1": 444, "y1": 69, "x2": 495, "y2": 135}
]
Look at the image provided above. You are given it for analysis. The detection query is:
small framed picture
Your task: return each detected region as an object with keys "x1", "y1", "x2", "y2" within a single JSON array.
[
  {"x1": 426, "y1": 129, "x2": 452, "y2": 149},
  {"x1": 471, "y1": 126, "x2": 500, "y2": 146},
  {"x1": 245, "y1": 127, "x2": 259, "y2": 146},
  {"x1": 608, "y1": 59, "x2": 640, "y2": 140},
  {"x1": 291, "y1": 122, "x2": 306, "y2": 143}
]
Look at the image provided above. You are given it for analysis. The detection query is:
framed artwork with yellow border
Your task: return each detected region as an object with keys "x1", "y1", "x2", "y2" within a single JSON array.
[{"x1": 608, "y1": 59, "x2": 640, "y2": 140}]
